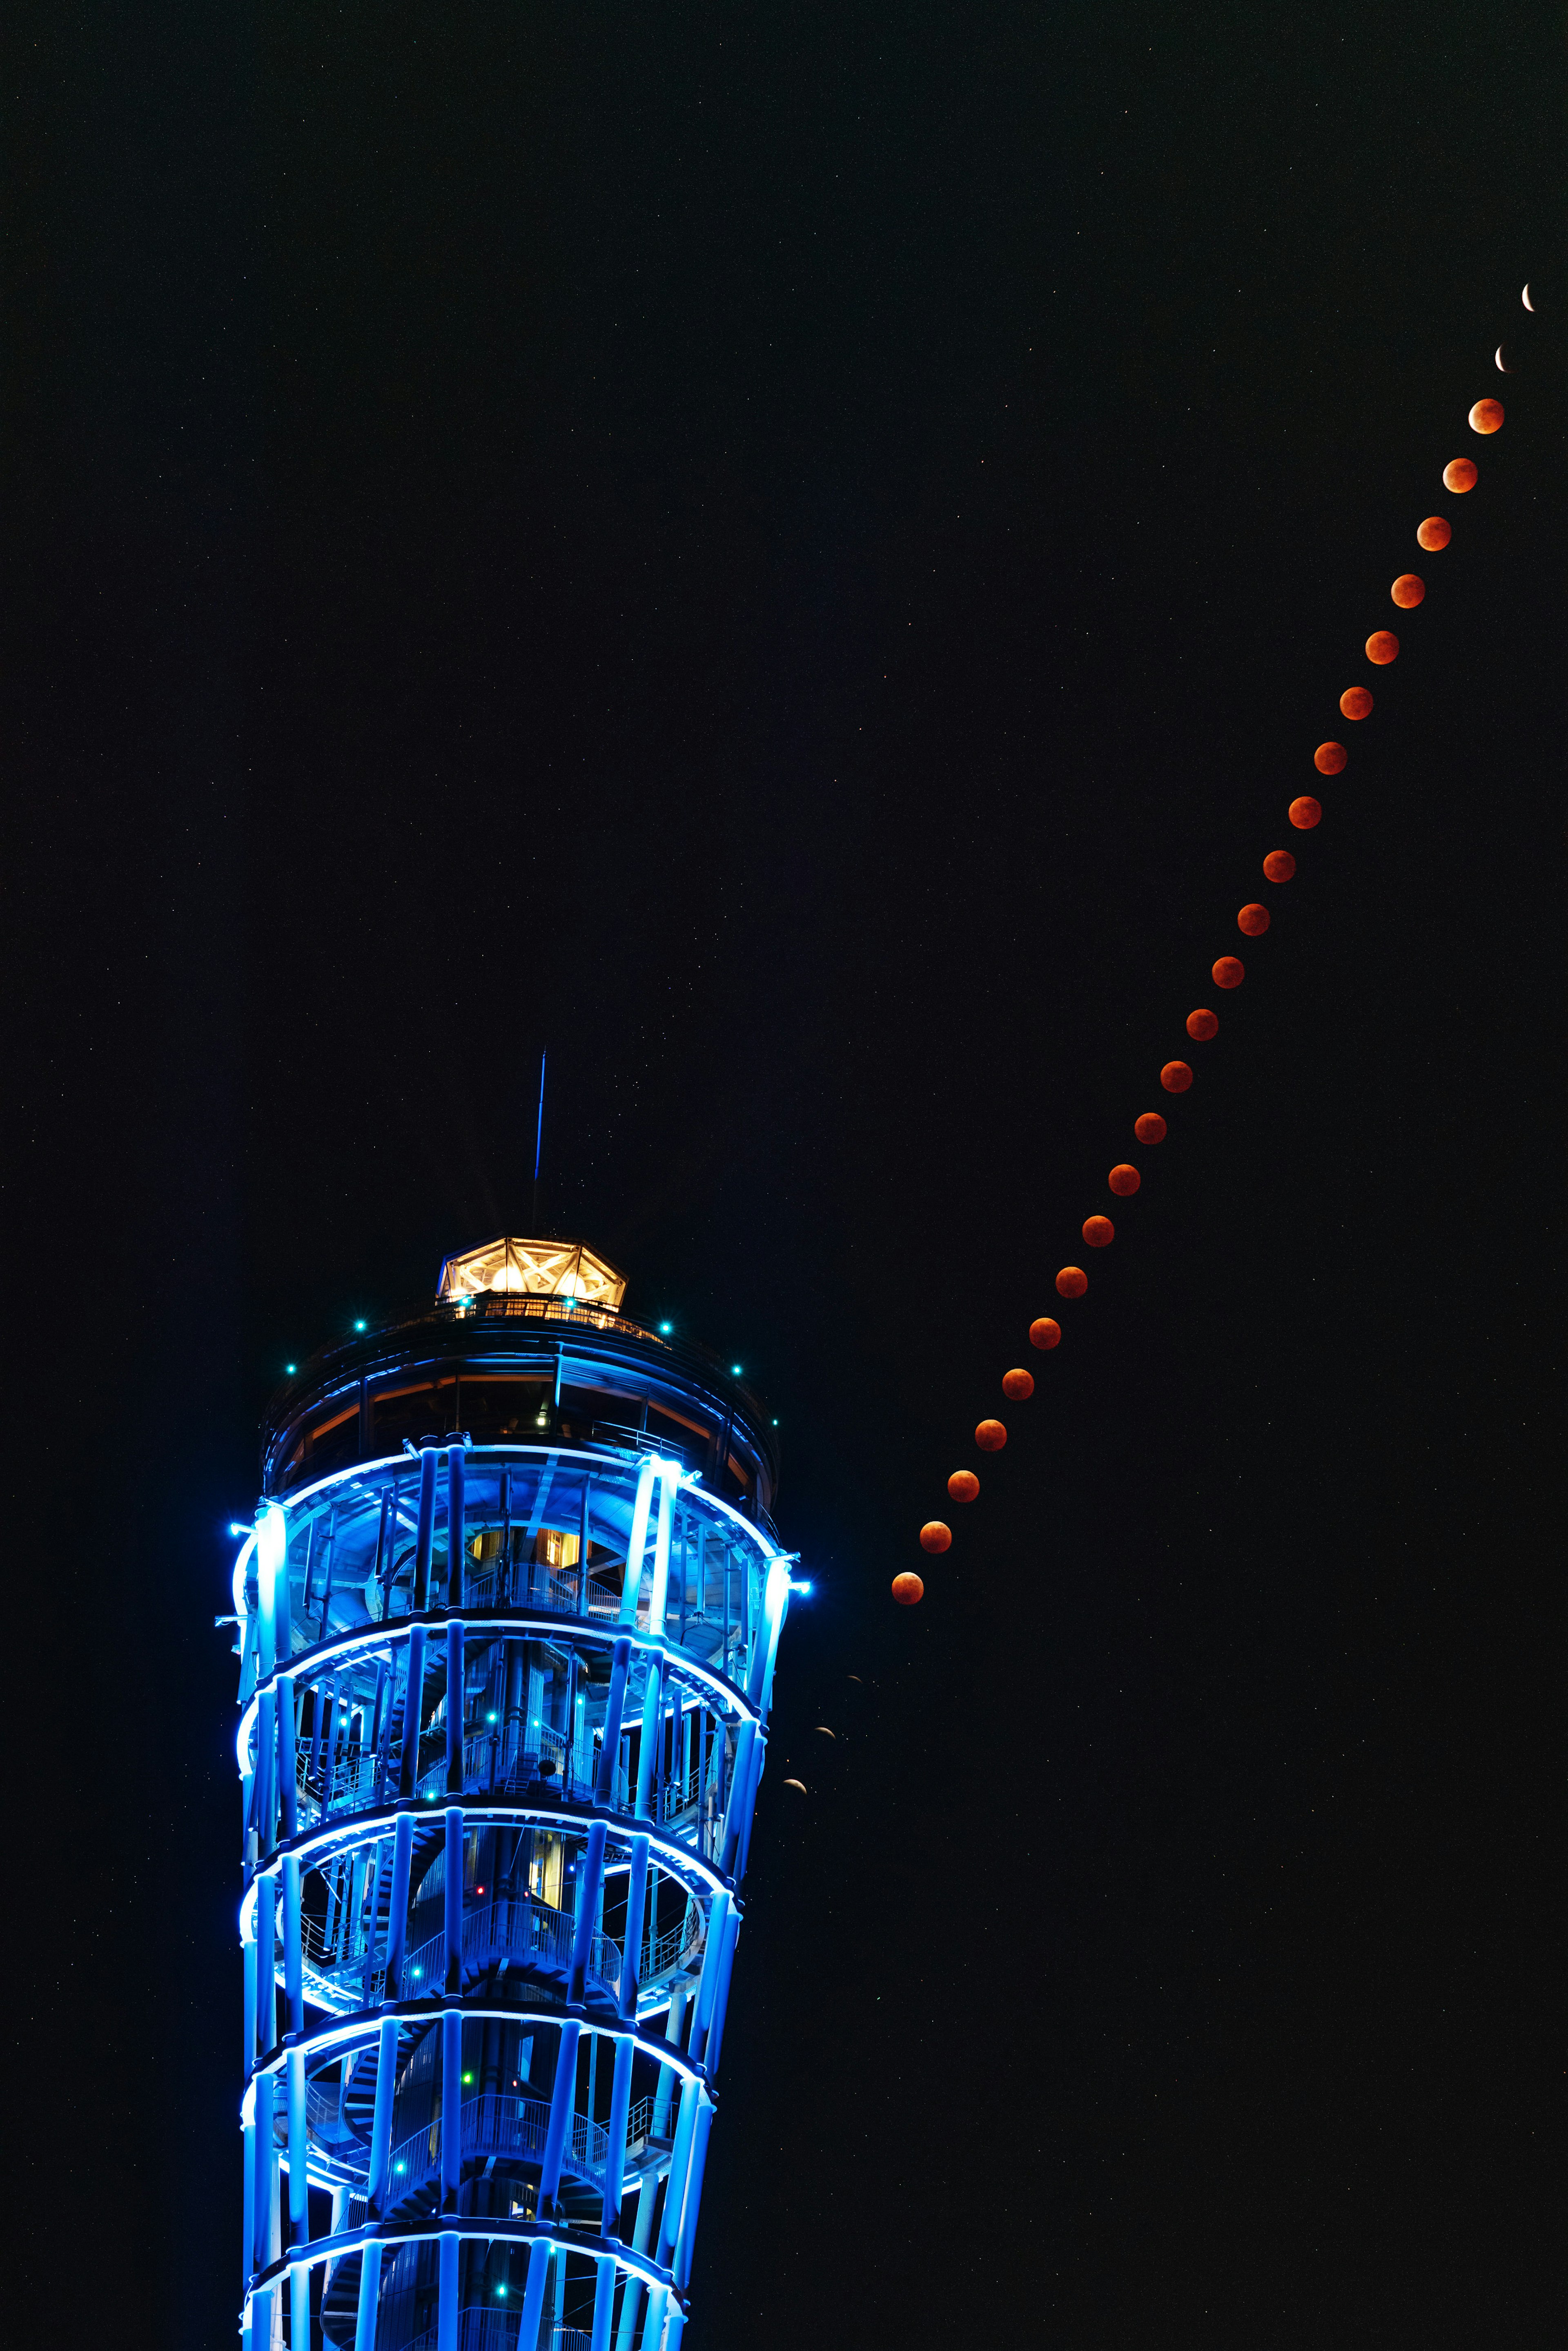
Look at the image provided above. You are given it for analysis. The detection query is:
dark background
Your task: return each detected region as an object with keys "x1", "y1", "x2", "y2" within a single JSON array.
[{"x1": 4, "y1": 4, "x2": 1562, "y2": 2344}]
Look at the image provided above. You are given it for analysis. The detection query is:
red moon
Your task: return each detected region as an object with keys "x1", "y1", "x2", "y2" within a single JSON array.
[
  {"x1": 1160, "y1": 1061, "x2": 1194, "y2": 1093},
  {"x1": 1056, "y1": 1265, "x2": 1088, "y2": 1298},
  {"x1": 975, "y1": 1418, "x2": 1007, "y2": 1451},
  {"x1": 1314, "y1": 742, "x2": 1347, "y2": 774},
  {"x1": 1082, "y1": 1215, "x2": 1114, "y2": 1248},
  {"x1": 1029, "y1": 1316, "x2": 1062, "y2": 1349},
  {"x1": 1263, "y1": 850, "x2": 1296, "y2": 883},
  {"x1": 1468, "y1": 399, "x2": 1504, "y2": 434},
  {"x1": 1366, "y1": 632, "x2": 1399, "y2": 664},
  {"x1": 947, "y1": 1470, "x2": 980, "y2": 1503},
  {"x1": 1134, "y1": 1112, "x2": 1167, "y2": 1144},
  {"x1": 919, "y1": 1522, "x2": 951, "y2": 1555},
  {"x1": 1391, "y1": 574, "x2": 1425, "y2": 609},
  {"x1": 1443, "y1": 458, "x2": 1478, "y2": 492},
  {"x1": 1212, "y1": 956, "x2": 1244, "y2": 989},
  {"x1": 892, "y1": 1572, "x2": 925, "y2": 1605},
  {"x1": 1186, "y1": 1008, "x2": 1218, "y2": 1041},
  {"x1": 1417, "y1": 517, "x2": 1451, "y2": 552},
  {"x1": 1001, "y1": 1368, "x2": 1035, "y2": 1401},
  {"x1": 1237, "y1": 903, "x2": 1270, "y2": 937},
  {"x1": 1289, "y1": 796, "x2": 1322, "y2": 830},
  {"x1": 1340, "y1": 687, "x2": 1373, "y2": 720},
  {"x1": 1108, "y1": 1163, "x2": 1141, "y2": 1195}
]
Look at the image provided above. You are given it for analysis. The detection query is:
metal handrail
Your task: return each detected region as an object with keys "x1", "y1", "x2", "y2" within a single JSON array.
[
  {"x1": 300, "y1": 1878, "x2": 696, "y2": 2015},
  {"x1": 298, "y1": 1850, "x2": 701, "y2": 1999},
  {"x1": 324, "y1": 2089, "x2": 656, "y2": 2193},
  {"x1": 301, "y1": 1903, "x2": 379, "y2": 1974},
  {"x1": 648, "y1": 1899, "x2": 704, "y2": 1981},
  {"x1": 460, "y1": 1555, "x2": 626, "y2": 1619},
  {"x1": 267, "y1": 1286, "x2": 772, "y2": 1428},
  {"x1": 292, "y1": 1706, "x2": 714, "y2": 1836},
  {"x1": 399, "y1": 1895, "x2": 622, "y2": 2000},
  {"x1": 414, "y1": 1719, "x2": 593, "y2": 1806},
  {"x1": 303, "y1": 2075, "x2": 372, "y2": 2150},
  {"x1": 296, "y1": 1744, "x2": 381, "y2": 1828},
  {"x1": 385, "y1": 2091, "x2": 658, "y2": 2200},
  {"x1": 404, "y1": 2317, "x2": 592, "y2": 2351},
  {"x1": 440, "y1": 1293, "x2": 655, "y2": 1342}
]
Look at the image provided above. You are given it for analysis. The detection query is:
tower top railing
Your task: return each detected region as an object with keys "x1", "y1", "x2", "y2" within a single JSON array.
[
  {"x1": 260, "y1": 1279, "x2": 780, "y2": 1512},
  {"x1": 265, "y1": 1290, "x2": 772, "y2": 1439}
]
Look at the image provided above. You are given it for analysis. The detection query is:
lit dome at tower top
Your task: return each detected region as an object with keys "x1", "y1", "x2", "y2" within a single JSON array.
[{"x1": 435, "y1": 1233, "x2": 628, "y2": 1310}]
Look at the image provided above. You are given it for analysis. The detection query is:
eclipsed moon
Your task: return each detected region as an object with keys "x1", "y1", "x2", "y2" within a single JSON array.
[
  {"x1": 1522, "y1": 284, "x2": 1534, "y2": 311},
  {"x1": 1495, "y1": 345, "x2": 1510, "y2": 371}
]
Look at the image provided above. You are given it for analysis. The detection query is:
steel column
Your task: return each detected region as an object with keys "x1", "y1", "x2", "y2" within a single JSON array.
[
  {"x1": 568, "y1": 1818, "x2": 608, "y2": 2006},
  {"x1": 619, "y1": 1833, "x2": 650, "y2": 2019},
  {"x1": 635, "y1": 1654, "x2": 664, "y2": 1820},
  {"x1": 366, "y1": 2017, "x2": 400, "y2": 2215},
  {"x1": 413, "y1": 1443, "x2": 439, "y2": 1609},
  {"x1": 600, "y1": 2032, "x2": 636, "y2": 2237},
  {"x1": 446, "y1": 1443, "x2": 466, "y2": 1607},
  {"x1": 353, "y1": 2238, "x2": 382, "y2": 2351},
  {"x1": 437, "y1": 2227, "x2": 461, "y2": 2351},
  {"x1": 617, "y1": 1454, "x2": 657, "y2": 1624}
]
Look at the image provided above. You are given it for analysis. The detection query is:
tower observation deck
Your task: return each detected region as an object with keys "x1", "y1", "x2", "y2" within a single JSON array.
[{"x1": 229, "y1": 1237, "x2": 802, "y2": 2351}]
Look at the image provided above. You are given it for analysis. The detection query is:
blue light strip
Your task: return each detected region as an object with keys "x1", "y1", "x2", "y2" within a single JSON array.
[
  {"x1": 245, "y1": 2211, "x2": 675, "y2": 2312},
  {"x1": 256, "y1": 1442, "x2": 786, "y2": 1567},
  {"x1": 238, "y1": 1792, "x2": 733, "y2": 1948},
  {"x1": 241, "y1": 2002, "x2": 713, "y2": 2123},
  {"x1": 235, "y1": 1606, "x2": 763, "y2": 1782}
]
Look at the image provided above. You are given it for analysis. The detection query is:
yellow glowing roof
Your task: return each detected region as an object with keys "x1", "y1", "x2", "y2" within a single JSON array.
[{"x1": 436, "y1": 1236, "x2": 627, "y2": 1310}]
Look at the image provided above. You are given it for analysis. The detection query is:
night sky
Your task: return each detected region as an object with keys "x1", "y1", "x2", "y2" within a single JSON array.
[{"x1": 8, "y1": 6, "x2": 1563, "y2": 2346}]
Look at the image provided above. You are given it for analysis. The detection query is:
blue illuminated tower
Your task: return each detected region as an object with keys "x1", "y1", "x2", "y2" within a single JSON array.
[{"x1": 229, "y1": 1237, "x2": 802, "y2": 2351}]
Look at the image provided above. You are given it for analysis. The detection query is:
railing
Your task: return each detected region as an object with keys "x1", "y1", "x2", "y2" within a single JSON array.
[
  {"x1": 296, "y1": 1881, "x2": 702, "y2": 2022},
  {"x1": 371, "y1": 1553, "x2": 628, "y2": 1626},
  {"x1": 293, "y1": 1716, "x2": 624, "y2": 1826},
  {"x1": 444, "y1": 1292, "x2": 656, "y2": 1342},
  {"x1": 399, "y1": 1895, "x2": 622, "y2": 2000},
  {"x1": 647, "y1": 1900, "x2": 704, "y2": 1982},
  {"x1": 266, "y1": 1281, "x2": 777, "y2": 1446},
  {"x1": 287, "y1": 1705, "x2": 724, "y2": 1841},
  {"x1": 327, "y1": 2106, "x2": 658, "y2": 2191},
  {"x1": 305, "y1": 2076, "x2": 361, "y2": 2148},
  {"x1": 294, "y1": 1732, "x2": 708, "y2": 1847},
  {"x1": 367, "y1": 1556, "x2": 764, "y2": 1644},
  {"x1": 460, "y1": 1555, "x2": 623, "y2": 1621},
  {"x1": 301, "y1": 1890, "x2": 383, "y2": 1974},
  {"x1": 297, "y1": 1743, "x2": 383, "y2": 1828},
  {"x1": 403, "y1": 2316, "x2": 592, "y2": 2351},
  {"x1": 653, "y1": 1749, "x2": 706, "y2": 1827},
  {"x1": 415, "y1": 1718, "x2": 601, "y2": 1806},
  {"x1": 385, "y1": 2092, "x2": 659, "y2": 2202},
  {"x1": 481, "y1": 1716, "x2": 717, "y2": 1843},
  {"x1": 413, "y1": 1716, "x2": 669, "y2": 1817}
]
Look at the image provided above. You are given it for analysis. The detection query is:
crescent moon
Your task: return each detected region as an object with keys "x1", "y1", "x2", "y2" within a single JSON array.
[
  {"x1": 1495, "y1": 344, "x2": 1510, "y2": 371},
  {"x1": 1522, "y1": 283, "x2": 1534, "y2": 311}
]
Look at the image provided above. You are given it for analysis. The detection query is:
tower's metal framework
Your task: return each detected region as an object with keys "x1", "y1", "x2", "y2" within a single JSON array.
[{"x1": 230, "y1": 1239, "x2": 800, "y2": 2351}]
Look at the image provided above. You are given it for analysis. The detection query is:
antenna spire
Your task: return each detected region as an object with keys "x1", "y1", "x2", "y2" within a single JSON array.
[{"x1": 532, "y1": 1050, "x2": 547, "y2": 1230}]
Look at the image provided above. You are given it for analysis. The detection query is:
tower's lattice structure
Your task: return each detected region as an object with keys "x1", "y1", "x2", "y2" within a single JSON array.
[{"x1": 230, "y1": 1238, "x2": 800, "y2": 2351}]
